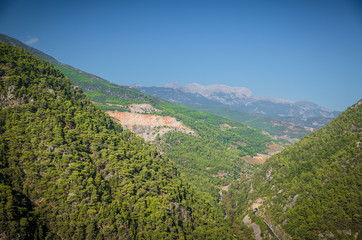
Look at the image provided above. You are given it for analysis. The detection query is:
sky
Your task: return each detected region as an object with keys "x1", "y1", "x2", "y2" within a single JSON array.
[{"x1": 1, "y1": 0, "x2": 361, "y2": 111}]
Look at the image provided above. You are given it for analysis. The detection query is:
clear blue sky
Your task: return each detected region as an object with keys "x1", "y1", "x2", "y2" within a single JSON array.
[{"x1": 1, "y1": 0, "x2": 361, "y2": 111}]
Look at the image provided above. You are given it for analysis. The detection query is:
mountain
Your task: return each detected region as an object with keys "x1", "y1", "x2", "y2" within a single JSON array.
[
  {"x1": 0, "y1": 34, "x2": 311, "y2": 141},
  {"x1": 132, "y1": 83, "x2": 224, "y2": 107},
  {"x1": 135, "y1": 83, "x2": 340, "y2": 129},
  {"x1": 0, "y1": 34, "x2": 153, "y2": 105},
  {"x1": 135, "y1": 86, "x2": 314, "y2": 141},
  {"x1": 223, "y1": 100, "x2": 362, "y2": 239},
  {"x1": 0, "y1": 42, "x2": 235, "y2": 239},
  {"x1": 4, "y1": 34, "x2": 357, "y2": 239},
  {"x1": 1, "y1": 34, "x2": 276, "y2": 238},
  {"x1": 176, "y1": 82, "x2": 338, "y2": 119},
  {"x1": 0, "y1": 33, "x2": 61, "y2": 66}
]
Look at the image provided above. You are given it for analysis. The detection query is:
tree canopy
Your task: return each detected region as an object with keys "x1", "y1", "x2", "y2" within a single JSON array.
[{"x1": 0, "y1": 42, "x2": 233, "y2": 239}]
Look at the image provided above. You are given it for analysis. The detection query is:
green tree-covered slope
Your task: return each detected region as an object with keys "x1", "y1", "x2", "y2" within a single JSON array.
[
  {"x1": 0, "y1": 43, "x2": 234, "y2": 239},
  {"x1": 61, "y1": 66, "x2": 273, "y2": 203},
  {"x1": 153, "y1": 102, "x2": 271, "y2": 201},
  {"x1": 56, "y1": 57, "x2": 274, "y2": 239},
  {"x1": 190, "y1": 105, "x2": 311, "y2": 139},
  {"x1": 56, "y1": 65, "x2": 158, "y2": 105},
  {"x1": 0, "y1": 33, "x2": 61, "y2": 66},
  {"x1": 0, "y1": 34, "x2": 155, "y2": 105},
  {"x1": 47, "y1": 51, "x2": 273, "y2": 208},
  {"x1": 230, "y1": 100, "x2": 361, "y2": 239}
]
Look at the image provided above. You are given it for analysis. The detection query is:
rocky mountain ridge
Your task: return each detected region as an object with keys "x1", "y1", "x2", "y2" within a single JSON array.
[{"x1": 135, "y1": 82, "x2": 340, "y2": 126}]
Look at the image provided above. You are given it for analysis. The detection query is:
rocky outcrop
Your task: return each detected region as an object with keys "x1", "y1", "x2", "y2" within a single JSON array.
[
  {"x1": 243, "y1": 215, "x2": 262, "y2": 240},
  {"x1": 128, "y1": 103, "x2": 161, "y2": 113},
  {"x1": 243, "y1": 143, "x2": 284, "y2": 165},
  {"x1": 0, "y1": 85, "x2": 26, "y2": 109}
]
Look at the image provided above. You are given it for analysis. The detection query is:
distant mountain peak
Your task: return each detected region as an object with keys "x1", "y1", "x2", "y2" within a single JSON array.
[
  {"x1": 163, "y1": 81, "x2": 183, "y2": 89},
  {"x1": 173, "y1": 82, "x2": 253, "y2": 99},
  {"x1": 253, "y1": 95, "x2": 294, "y2": 104},
  {"x1": 130, "y1": 83, "x2": 143, "y2": 88},
  {"x1": 137, "y1": 82, "x2": 340, "y2": 123}
]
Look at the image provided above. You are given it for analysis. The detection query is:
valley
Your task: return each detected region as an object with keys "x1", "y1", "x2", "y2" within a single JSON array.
[
  {"x1": 0, "y1": 34, "x2": 360, "y2": 240},
  {"x1": 0, "y1": 43, "x2": 233, "y2": 239}
]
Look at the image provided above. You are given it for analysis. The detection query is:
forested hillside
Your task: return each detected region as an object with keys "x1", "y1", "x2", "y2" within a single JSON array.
[
  {"x1": 56, "y1": 65, "x2": 274, "y2": 204},
  {"x1": 0, "y1": 34, "x2": 277, "y2": 238},
  {"x1": 0, "y1": 34, "x2": 154, "y2": 105},
  {"x1": 12, "y1": 40, "x2": 274, "y2": 206},
  {"x1": 59, "y1": 66, "x2": 275, "y2": 237},
  {"x1": 57, "y1": 65, "x2": 157, "y2": 105},
  {"x1": 225, "y1": 100, "x2": 361, "y2": 239},
  {"x1": 153, "y1": 102, "x2": 272, "y2": 200},
  {"x1": 0, "y1": 43, "x2": 235, "y2": 239}
]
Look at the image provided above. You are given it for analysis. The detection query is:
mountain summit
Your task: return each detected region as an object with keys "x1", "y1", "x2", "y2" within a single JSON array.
[{"x1": 183, "y1": 83, "x2": 253, "y2": 99}]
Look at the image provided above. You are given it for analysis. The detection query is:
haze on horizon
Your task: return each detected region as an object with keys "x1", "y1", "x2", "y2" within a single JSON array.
[{"x1": 1, "y1": 0, "x2": 361, "y2": 111}]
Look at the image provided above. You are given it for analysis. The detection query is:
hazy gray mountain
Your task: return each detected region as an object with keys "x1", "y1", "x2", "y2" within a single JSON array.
[
  {"x1": 135, "y1": 82, "x2": 340, "y2": 128},
  {"x1": 134, "y1": 85, "x2": 224, "y2": 106}
]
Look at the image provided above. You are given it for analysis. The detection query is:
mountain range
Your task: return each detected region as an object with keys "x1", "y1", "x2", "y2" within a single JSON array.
[
  {"x1": 0, "y1": 33, "x2": 340, "y2": 130},
  {"x1": 135, "y1": 82, "x2": 340, "y2": 128},
  {"x1": 0, "y1": 34, "x2": 322, "y2": 140}
]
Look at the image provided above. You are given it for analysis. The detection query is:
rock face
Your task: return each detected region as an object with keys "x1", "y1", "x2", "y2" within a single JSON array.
[
  {"x1": 243, "y1": 143, "x2": 284, "y2": 164},
  {"x1": 105, "y1": 104, "x2": 195, "y2": 141},
  {"x1": 243, "y1": 215, "x2": 262, "y2": 240},
  {"x1": 0, "y1": 85, "x2": 26, "y2": 109},
  {"x1": 128, "y1": 103, "x2": 161, "y2": 113}
]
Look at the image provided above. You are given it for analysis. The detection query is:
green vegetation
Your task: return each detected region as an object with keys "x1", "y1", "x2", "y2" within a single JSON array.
[
  {"x1": 190, "y1": 105, "x2": 310, "y2": 139},
  {"x1": 0, "y1": 43, "x2": 233, "y2": 239},
  {"x1": 0, "y1": 33, "x2": 61, "y2": 66},
  {"x1": 54, "y1": 50, "x2": 276, "y2": 238},
  {"x1": 2, "y1": 34, "x2": 358, "y2": 239},
  {"x1": 56, "y1": 55, "x2": 273, "y2": 207},
  {"x1": 56, "y1": 65, "x2": 159, "y2": 104},
  {"x1": 244, "y1": 100, "x2": 362, "y2": 239},
  {"x1": 152, "y1": 102, "x2": 271, "y2": 201},
  {"x1": 0, "y1": 37, "x2": 277, "y2": 238}
]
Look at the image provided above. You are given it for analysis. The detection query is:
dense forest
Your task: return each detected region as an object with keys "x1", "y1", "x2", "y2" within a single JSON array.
[
  {"x1": 56, "y1": 64, "x2": 274, "y2": 204},
  {"x1": 153, "y1": 102, "x2": 271, "y2": 201},
  {"x1": 223, "y1": 100, "x2": 362, "y2": 239},
  {"x1": 0, "y1": 43, "x2": 238, "y2": 239}
]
